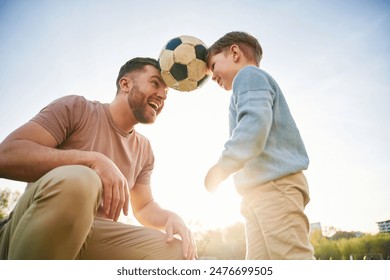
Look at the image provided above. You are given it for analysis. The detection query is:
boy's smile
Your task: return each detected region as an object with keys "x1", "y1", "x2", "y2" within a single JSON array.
[
  {"x1": 208, "y1": 51, "x2": 238, "y2": 91},
  {"x1": 208, "y1": 45, "x2": 248, "y2": 91}
]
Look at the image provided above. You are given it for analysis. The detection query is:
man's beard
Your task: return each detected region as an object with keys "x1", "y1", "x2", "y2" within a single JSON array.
[{"x1": 127, "y1": 84, "x2": 155, "y2": 124}]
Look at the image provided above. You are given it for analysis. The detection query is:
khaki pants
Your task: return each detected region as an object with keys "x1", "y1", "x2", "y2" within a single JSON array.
[
  {"x1": 0, "y1": 165, "x2": 183, "y2": 260},
  {"x1": 240, "y1": 172, "x2": 315, "y2": 260}
]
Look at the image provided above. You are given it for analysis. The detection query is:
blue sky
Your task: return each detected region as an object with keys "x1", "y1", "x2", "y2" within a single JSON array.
[{"x1": 0, "y1": 0, "x2": 389, "y2": 233}]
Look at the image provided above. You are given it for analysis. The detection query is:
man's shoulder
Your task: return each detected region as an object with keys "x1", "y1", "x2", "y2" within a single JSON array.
[
  {"x1": 46, "y1": 94, "x2": 87, "y2": 108},
  {"x1": 50, "y1": 95, "x2": 105, "y2": 112},
  {"x1": 133, "y1": 130, "x2": 151, "y2": 144},
  {"x1": 54, "y1": 94, "x2": 85, "y2": 102}
]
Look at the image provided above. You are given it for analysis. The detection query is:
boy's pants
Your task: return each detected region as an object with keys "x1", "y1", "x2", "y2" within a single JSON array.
[
  {"x1": 0, "y1": 165, "x2": 183, "y2": 260},
  {"x1": 240, "y1": 171, "x2": 315, "y2": 260}
]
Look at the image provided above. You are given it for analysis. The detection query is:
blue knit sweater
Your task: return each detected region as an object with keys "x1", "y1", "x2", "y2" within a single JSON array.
[{"x1": 217, "y1": 66, "x2": 309, "y2": 194}]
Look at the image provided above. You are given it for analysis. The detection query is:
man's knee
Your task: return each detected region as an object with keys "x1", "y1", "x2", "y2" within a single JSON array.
[
  {"x1": 37, "y1": 165, "x2": 102, "y2": 213},
  {"x1": 144, "y1": 234, "x2": 184, "y2": 260},
  {"x1": 47, "y1": 165, "x2": 102, "y2": 197}
]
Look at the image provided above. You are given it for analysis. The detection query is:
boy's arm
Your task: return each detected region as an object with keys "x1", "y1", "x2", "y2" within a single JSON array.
[
  {"x1": 204, "y1": 88, "x2": 273, "y2": 191},
  {"x1": 220, "y1": 88, "x2": 273, "y2": 173}
]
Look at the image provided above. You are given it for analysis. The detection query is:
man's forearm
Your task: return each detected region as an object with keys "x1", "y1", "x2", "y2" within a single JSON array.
[
  {"x1": 0, "y1": 139, "x2": 94, "y2": 182},
  {"x1": 134, "y1": 200, "x2": 175, "y2": 230}
]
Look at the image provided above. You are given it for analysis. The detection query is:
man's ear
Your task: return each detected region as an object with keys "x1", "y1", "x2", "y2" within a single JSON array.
[
  {"x1": 119, "y1": 76, "x2": 133, "y2": 93},
  {"x1": 230, "y1": 44, "x2": 241, "y2": 62}
]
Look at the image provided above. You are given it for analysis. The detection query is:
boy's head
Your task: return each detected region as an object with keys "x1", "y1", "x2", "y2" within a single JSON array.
[
  {"x1": 207, "y1": 31, "x2": 263, "y2": 66},
  {"x1": 207, "y1": 31, "x2": 263, "y2": 90}
]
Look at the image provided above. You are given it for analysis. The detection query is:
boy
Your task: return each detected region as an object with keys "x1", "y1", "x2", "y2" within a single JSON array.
[{"x1": 204, "y1": 31, "x2": 315, "y2": 260}]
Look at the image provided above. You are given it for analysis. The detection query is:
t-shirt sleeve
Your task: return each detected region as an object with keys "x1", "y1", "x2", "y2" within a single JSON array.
[
  {"x1": 134, "y1": 138, "x2": 155, "y2": 186},
  {"x1": 30, "y1": 95, "x2": 86, "y2": 146}
]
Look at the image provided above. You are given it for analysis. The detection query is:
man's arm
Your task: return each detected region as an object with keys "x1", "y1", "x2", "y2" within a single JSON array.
[
  {"x1": 130, "y1": 183, "x2": 197, "y2": 260},
  {"x1": 0, "y1": 121, "x2": 89, "y2": 181},
  {"x1": 0, "y1": 121, "x2": 129, "y2": 221}
]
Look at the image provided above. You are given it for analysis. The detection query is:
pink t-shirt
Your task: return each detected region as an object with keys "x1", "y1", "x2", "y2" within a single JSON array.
[{"x1": 31, "y1": 95, "x2": 154, "y2": 188}]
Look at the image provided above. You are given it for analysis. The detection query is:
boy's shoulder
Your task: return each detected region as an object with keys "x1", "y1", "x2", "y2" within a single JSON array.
[
  {"x1": 238, "y1": 65, "x2": 268, "y2": 78},
  {"x1": 233, "y1": 66, "x2": 274, "y2": 91}
]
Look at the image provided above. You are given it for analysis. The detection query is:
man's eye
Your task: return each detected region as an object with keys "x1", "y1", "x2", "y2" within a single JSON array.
[{"x1": 152, "y1": 81, "x2": 159, "y2": 87}]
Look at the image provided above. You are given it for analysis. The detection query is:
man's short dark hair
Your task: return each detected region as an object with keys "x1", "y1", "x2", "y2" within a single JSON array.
[{"x1": 116, "y1": 57, "x2": 160, "y2": 90}]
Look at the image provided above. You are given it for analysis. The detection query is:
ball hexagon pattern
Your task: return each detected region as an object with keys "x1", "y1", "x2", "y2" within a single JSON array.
[{"x1": 158, "y1": 35, "x2": 210, "y2": 92}]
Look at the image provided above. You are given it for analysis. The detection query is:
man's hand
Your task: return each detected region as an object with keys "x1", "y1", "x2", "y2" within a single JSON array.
[
  {"x1": 165, "y1": 214, "x2": 197, "y2": 260},
  {"x1": 204, "y1": 164, "x2": 229, "y2": 192},
  {"x1": 88, "y1": 152, "x2": 129, "y2": 222}
]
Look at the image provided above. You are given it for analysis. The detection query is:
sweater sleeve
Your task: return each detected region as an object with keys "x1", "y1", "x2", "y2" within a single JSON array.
[{"x1": 217, "y1": 67, "x2": 275, "y2": 175}]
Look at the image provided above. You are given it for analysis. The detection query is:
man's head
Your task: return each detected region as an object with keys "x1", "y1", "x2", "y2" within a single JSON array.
[
  {"x1": 206, "y1": 31, "x2": 262, "y2": 91},
  {"x1": 116, "y1": 57, "x2": 161, "y2": 92},
  {"x1": 116, "y1": 57, "x2": 168, "y2": 125}
]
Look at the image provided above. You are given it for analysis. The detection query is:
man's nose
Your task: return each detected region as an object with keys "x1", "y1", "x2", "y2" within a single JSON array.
[{"x1": 156, "y1": 89, "x2": 167, "y2": 100}]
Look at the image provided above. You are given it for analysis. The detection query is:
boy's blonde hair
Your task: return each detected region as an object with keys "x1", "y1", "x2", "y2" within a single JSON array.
[{"x1": 207, "y1": 31, "x2": 263, "y2": 66}]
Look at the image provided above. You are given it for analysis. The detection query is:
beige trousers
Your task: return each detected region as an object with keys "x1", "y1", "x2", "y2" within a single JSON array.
[
  {"x1": 240, "y1": 172, "x2": 315, "y2": 260},
  {"x1": 0, "y1": 165, "x2": 183, "y2": 260}
]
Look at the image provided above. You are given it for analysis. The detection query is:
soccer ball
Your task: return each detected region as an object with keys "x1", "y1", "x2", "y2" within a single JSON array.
[{"x1": 158, "y1": 35, "x2": 210, "y2": 92}]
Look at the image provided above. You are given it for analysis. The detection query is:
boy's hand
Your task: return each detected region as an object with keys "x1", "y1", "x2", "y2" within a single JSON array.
[{"x1": 204, "y1": 164, "x2": 229, "y2": 192}]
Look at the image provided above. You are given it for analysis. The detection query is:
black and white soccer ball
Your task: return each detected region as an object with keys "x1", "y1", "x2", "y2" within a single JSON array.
[{"x1": 158, "y1": 35, "x2": 210, "y2": 92}]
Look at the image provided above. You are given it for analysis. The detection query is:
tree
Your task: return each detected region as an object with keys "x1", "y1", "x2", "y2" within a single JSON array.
[
  {"x1": 310, "y1": 229, "x2": 390, "y2": 260},
  {"x1": 195, "y1": 222, "x2": 246, "y2": 259},
  {"x1": 0, "y1": 187, "x2": 20, "y2": 219},
  {"x1": 331, "y1": 231, "x2": 360, "y2": 240}
]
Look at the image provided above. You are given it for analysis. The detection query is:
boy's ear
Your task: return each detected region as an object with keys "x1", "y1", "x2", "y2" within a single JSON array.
[{"x1": 230, "y1": 44, "x2": 241, "y2": 62}]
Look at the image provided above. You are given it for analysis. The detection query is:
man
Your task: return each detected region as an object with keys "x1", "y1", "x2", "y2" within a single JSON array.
[{"x1": 0, "y1": 57, "x2": 197, "y2": 260}]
